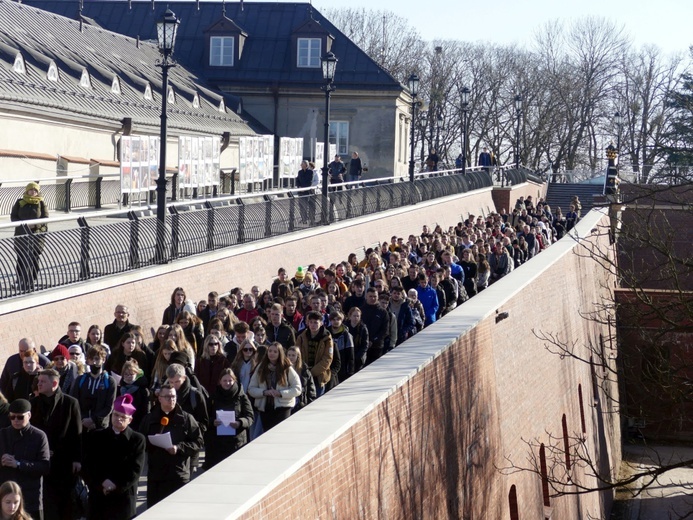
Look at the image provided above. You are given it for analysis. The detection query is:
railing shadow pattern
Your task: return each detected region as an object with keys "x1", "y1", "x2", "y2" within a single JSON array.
[{"x1": 0, "y1": 172, "x2": 493, "y2": 299}]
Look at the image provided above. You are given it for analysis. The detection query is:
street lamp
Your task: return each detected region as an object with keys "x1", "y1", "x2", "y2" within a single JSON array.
[
  {"x1": 155, "y1": 8, "x2": 180, "y2": 263},
  {"x1": 514, "y1": 94, "x2": 522, "y2": 171},
  {"x1": 320, "y1": 51, "x2": 337, "y2": 225},
  {"x1": 407, "y1": 73, "x2": 420, "y2": 183},
  {"x1": 460, "y1": 85, "x2": 470, "y2": 176},
  {"x1": 435, "y1": 112, "x2": 443, "y2": 154},
  {"x1": 614, "y1": 112, "x2": 623, "y2": 174}
]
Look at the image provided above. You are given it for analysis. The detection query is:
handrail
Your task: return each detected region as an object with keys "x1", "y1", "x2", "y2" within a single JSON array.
[{"x1": 1, "y1": 172, "x2": 121, "y2": 185}]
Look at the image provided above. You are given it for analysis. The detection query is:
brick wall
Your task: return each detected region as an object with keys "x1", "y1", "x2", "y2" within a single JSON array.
[{"x1": 135, "y1": 209, "x2": 620, "y2": 520}]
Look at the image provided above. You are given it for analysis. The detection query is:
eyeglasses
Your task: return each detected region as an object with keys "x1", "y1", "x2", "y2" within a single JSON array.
[
  {"x1": 159, "y1": 395, "x2": 176, "y2": 401},
  {"x1": 208, "y1": 342, "x2": 220, "y2": 346},
  {"x1": 53, "y1": 356, "x2": 65, "y2": 361},
  {"x1": 242, "y1": 348, "x2": 255, "y2": 352},
  {"x1": 9, "y1": 414, "x2": 26, "y2": 421},
  {"x1": 69, "y1": 352, "x2": 80, "y2": 357}
]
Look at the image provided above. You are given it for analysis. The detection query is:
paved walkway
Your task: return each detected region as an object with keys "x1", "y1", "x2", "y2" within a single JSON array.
[{"x1": 613, "y1": 443, "x2": 693, "y2": 519}]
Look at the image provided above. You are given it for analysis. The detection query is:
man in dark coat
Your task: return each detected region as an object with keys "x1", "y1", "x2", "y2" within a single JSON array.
[
  {"x1": 30, "y1": 369, "x2": 82, "y2": 520},
  {"x1": 347, "y1": 151, "x2": 363, "y2": 182},
  {"x1": 139, "y1": 383, "x2": 203, "y2": 508},
  {"x1": 0, "y1": 399, "x2": 50, "y2": 519},
  {"x1": 103, "y1": 304, "x2": 137, "y2": 350},
  {"x1": 360, "y1": 288, "x2": 389, "y2": 365},
  {"x1": 83, "y1": 394, "x2": 145, "y2": 520}
]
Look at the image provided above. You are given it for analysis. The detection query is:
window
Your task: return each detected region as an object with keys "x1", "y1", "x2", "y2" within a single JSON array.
[
  {"x1": 167, "y1": 86, "x2": 175, "y2": 105},
  {"x1": 193, "y1": 93, "x2": 200, "y2": 109},
  {"x1": 508, "y1": 485, "x2": 519, "y2": 520},
  {"x1": 13, "y1": 53, "x2": 25, "y2": 74},
  {"x1": 144, "y1": 83, "x2": 152, "y2": 101},
  {"x1": 47, "y1": 61, "x2": 59, "y2": 82},
  {"x1": 210, "y1": 36, "x2": 234, "y2": 67},
  {"x1": 562, "y1": 414, "x2": 571, "y2": 470},
  {"x1": 80, "y1": 69, "x2": 91, "y2": 89},
  {"x1": 112, "y1": 77, "x2": 121, "y2": 95},
  {"x1": 578, "y1": 384, "x2": 586, "y2": 434},
  {"x1": 329, "y1": 121, "x2": 348, "y2": 155},
  {"x1": 539, "y1": 444, "x2": 550, "y2": 507},
  {"x1": 297, "y1": 38, "x2": 321, "y2": 68}
]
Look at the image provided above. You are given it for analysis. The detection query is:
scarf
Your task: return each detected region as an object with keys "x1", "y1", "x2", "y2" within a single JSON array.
[{"x1": 19, "y1": 194, "x2": 43, "y2": 207}]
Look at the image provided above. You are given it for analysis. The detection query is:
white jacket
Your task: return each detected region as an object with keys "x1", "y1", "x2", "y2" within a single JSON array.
[{"x1": 248, "y1": 366, "x2": 302, "y2": 411}]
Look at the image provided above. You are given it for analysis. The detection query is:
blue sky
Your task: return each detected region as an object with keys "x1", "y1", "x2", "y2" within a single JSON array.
[{"x1": 311, "y1": 0, "x2": 692, "y2": 55}]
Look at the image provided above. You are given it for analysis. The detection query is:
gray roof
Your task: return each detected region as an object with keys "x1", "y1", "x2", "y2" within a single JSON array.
[{"x1": 0, "y1": 0, "x2": 257, "y2": 136}]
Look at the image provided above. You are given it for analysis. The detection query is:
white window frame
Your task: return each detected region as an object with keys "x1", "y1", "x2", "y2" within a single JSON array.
[
  {"x1": 210, "y1": 36, "x2": 234, "y2": 67},
  {"x1": 329, "y1": 121, "x2": 349, "y2": 156},
  {"x1": 297, "y1": 38, "x2": 321, "y2": 68}
]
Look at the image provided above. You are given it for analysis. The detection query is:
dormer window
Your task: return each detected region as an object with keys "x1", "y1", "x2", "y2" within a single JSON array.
[
  {"x1": 80, "y1": 69, "x2": 91, "y2": 89},
  {"x1": 13, "y1": 53, "x2": 25, "y2": 74},
  {"x1": 111, "y1": 76, "x2": 121, "y2": 95},
  {"x1": 192, "y1": 93, "x2": 200, "y2": 108},
  {"x1": 210, "y1": 36, "x2": 234, "y2": 66},
  {"x1": 218, "y1": 99, "x2": 225, "y2": 113},
  {"x1": 167, "y1": 86, "x2": 175, "y2": 104},
  {"x1": 144, "y1": 83, "x2": 152, "y2": 101},
  {"x1": 237, "y1": 99, "x2": 242, "y2": 115},
  {"x1": 47, "y1": 61, "x2": 59, "y2": 82},
  {"x1": 297, "y1": 38, "x2": 321, "y2": 68}
]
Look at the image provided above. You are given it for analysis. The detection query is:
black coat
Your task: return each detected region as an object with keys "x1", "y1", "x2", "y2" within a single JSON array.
[
  {"x1": 205, "y1": 382, "x2": 254, "y2": 469},
  {"x1": 0, "y1": 425, "x2": 50, "y2": 513},
  {"x1": 139, "y1": 405, "x2": 203, "y2": 483},
  {"x1": 83, "y1": 426, "x2": 145, "y2": 520},
  {"x1": 103, "y1": 321, "x2": 137, "y2": 354},
  {"x1": 117, "y1": 378, "x2": 151, "y2": 431},
  {"x1": 30, "y1": 389, "x2": 82, "y2": 481},
  {"x1": 360, "y1": 303, "x2": 388, "y2": 351}
]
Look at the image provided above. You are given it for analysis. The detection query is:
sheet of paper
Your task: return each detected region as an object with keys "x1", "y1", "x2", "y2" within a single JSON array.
[
  {"x1": 216, "y1": 410, "x2": 236, "y2": 436},
  {"x1": 148, "y1": 432, "x2": 173, "y2": 450}
]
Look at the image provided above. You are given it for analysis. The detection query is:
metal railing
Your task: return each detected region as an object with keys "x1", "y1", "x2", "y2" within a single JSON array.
[
  {"x1": 0, "y1": 174, "x2": 122, "y2": 215},
  {"x1": 0, "y1": 168, "x2": 498, "y2": 299}
]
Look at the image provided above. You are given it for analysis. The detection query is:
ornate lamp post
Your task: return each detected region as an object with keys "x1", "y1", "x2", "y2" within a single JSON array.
[
  {"x1": 407, "y1": 73, "x2": 420, "y2": 183},
  {"x1": 460, "y1": 86, "x2": 470, "y2": 175},
  {"x1": 514, "y1": 94, "x2": 522, "y2": 171},
  {"x1": 604, "y1": 142, "x2": 619, "y2": 196},
  {"x1": 155, "y1": 9, "x2": 180, "y2": 263},
  {"x1": 613, "y1": 110, "x2": 624, "y2": 176},
  {"x1": 320, "y1": 51, "x2": 337, "y2": 225}
]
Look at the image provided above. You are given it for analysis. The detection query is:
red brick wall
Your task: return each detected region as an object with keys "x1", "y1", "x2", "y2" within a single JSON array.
[{"x1": 232, "y1": 212, "x2": 620, "y2": 520}]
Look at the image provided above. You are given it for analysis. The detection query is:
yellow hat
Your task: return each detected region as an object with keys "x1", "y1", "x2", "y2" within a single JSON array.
[{"x1": 24, "y1": 182, "x2": 40, "y2": 193}]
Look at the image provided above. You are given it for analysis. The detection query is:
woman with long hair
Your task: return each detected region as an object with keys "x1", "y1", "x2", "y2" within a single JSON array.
[
  {"x1": 105, "y1": 332, "x2": 149, "y2": 377},
  {"x1": 162, "y1": 287, "x2": 195, "y2": 325},
  {"x1": 285, "y1": 346, "x2": 316, "y2": 413},
  {"x1": 248, "y1": 342, "x2": 301, "y2": 432},
  {"x1": 150, "y1": 339, "x2": 177, "y2": 396},
  {"x1": 345, "y1": 307, "x2": 369, "y2": 373},
  {"x1": 175, "y1": 311, "x2": 205, "y2": 357},
  {"x1": 0, "y1": 481, "x2": 31, "y2": 520},
  {"x1": 230, "y1": 339, "x2": 258, "y2": 393},
  {"x1": 86, "y1": 324, "x2": 111, "y2": 357},
  {"x1": 195, "y1": 335, "x2": 231, "y2": 396},
  {"x1": 204, "y1": 369, "x2": 254, "y2": 470},
  {"x1": 476, "y1": 253, "x2": 491, "y2": 292},
  {"x1": 167, "y1": 324, "x2": 196, "y2": 369},
  {"x1": 148, "y1": 325, "x2": 170, "y2": 353}
]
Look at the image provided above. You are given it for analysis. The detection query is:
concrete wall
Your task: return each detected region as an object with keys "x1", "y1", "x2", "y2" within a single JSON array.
[{"x1": 137, "y1": 208, "x2": 621, "y2": 520}]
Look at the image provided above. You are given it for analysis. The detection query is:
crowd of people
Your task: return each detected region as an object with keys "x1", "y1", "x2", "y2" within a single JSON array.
[{"x1": 0, "y1": 193, "x2": 578, "y2": 519}]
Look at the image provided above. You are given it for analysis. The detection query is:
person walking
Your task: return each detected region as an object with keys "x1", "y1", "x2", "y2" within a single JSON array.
[{"x1": 347, "y1": 152, "x2": 363, "y2": 183}]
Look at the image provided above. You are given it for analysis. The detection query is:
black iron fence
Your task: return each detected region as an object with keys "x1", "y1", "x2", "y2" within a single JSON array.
[{"x1": 0, "y1": 169, "x2": 500, "y2": 299}]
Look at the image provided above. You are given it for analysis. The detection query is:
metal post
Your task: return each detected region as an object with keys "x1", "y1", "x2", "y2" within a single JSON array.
[
  {"x1": 321, "y1": 83, "x2": 332, "y2": 225},
  {"x1": 462, "y1": 108, "x2": 468, "y2": 177},
  {"x1": 156, "y1": 56, "x2": 170, "y2": 264},
  {"x1": 409, "y1": 96, "x2": 417, "y2": 184}
]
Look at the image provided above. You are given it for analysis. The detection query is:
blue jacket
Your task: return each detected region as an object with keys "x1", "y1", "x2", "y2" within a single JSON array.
[
  {"x1": 448, "y1": 262, "x2": 465, "y2": 284},
  {"x1": 416, "y1": 285, "x2": 439, "y2": 326}
]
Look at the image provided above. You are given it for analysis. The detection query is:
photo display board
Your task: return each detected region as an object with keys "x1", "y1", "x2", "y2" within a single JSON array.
[
  {"x1": 239, "y1": 135, "x2": 275, "y2": 184},
  {"x1": 178, "y1": 136, "x2": 221, "y2": 188},
  {"x1": 279, "y1": 137, "x2": 304, "y2": 179},
  {"x1": 120, "y1": 135, "x2": 160, "y2": 194}
]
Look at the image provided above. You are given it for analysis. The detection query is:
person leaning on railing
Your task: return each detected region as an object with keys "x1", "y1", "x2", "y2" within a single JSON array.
[{"x1": 10, "y1": 182, "x2": 48, "y2": 292}]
